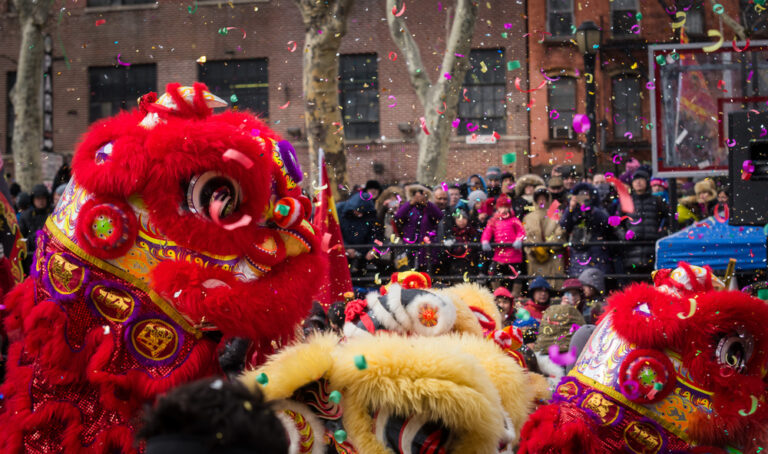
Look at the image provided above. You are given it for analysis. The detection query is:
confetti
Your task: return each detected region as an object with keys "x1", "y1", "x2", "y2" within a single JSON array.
[
  {"x1": 646, "y1": 81, "x2": 655, "y2": 90},
  {"x1": 507, "y1": 60, "x2": 521, "y2": 71},
  {"x1": 444, "y1": 72, "x2": 452, "y2": 80},
  {"x1": 466, "y1": 123, "x2": 479, "y2": 132},
  {"x1": 95, "y1": 19, "x2": 106, "y2": 26},
  {"x1": 229, "y1": 94, "x2": 238, "y2": 103},
  {"x1": 549, "y1": 110, "x2": 559, "y2": 119},
  {"x1": 703, "y1": 30, "x2": 723, "y2": 52},
  {"x1": 733, "y1": 39, "x2": 750, "y2": 52},
  {"x1": 541, "y1": 68, "x2": 560, "y2": 82},
  {"x1": 548, "y1": 345, "x2": 578, "y2": 366},
  {"x1": 387, "y1": 95, "x2": 397, "y2": 108},
  {"x1": 576, "y1": 257, "x2": 592, "y2": 266},
  {"x1": 287, "y1": 40, "x2": 297, "y2": 52},
  {"x1": 671, "y1": 11, "x2": 687, "y2": 29},
  {"x1": 624, "y1": 132, "x2": 633, "y2": 139},
  {"x1": 462, "y1": 88, "x2": 470, "y2": 102},
  {"x1": 677, "y1": 298, "x2": 697, "y2": 319},
  {"x1": 388, "y1": 51, "x2": 398, "y2": 61},
  {"x1": 514, "y1": 77, "x2": 547, "y2": 93},
  {"x1": 625, "y1": 230, "x2": 635, "y2": 240},
  {"x1": 196, "y1": 56, "x2": 207, "y2": 64},
  {"x1": 712, "y1": 3, "x2": 724, "y2": 13},
  {"x1": 419, "y1": 116, "x2": 430, "y2": 135},
  {"x1": 187, "y1": 0, "x2": 197, "y2": 13},
  {"x1": 480, "y1": 61, "x2": 488, "y2": 73},
  {"x1": 279, "y1": 101, "x2": 290, "y2": 109},
  {"x1": 391, "y1": 2, "x2": 406, "y2": 17},
  {"x1": 451, "y1": 118, "x2": 460, "y2": 128},
  {"x1": 572, "y1": 114, "x2": 591, "y2": 134},
  {"x1": 116, "y1": 54, "x2": 131, "y2": 66},
  {"x1": 436, "y1": 102, "x2": 447, "y2": 114},
  {"x1": 726, "y1": 138, "x2": 737, "y2": 147},
  {"x1": 738, "y1": 395, "x2": 758, "y2": 416}
]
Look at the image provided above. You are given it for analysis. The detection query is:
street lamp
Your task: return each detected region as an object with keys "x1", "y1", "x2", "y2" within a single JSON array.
[{"x1": 575, "y1": 21, "x2": 601, "y2": 178}]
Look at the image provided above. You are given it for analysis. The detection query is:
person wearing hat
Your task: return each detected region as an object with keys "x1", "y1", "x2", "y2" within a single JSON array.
[
  {"x1": 363, "y1": 179, "x2": 382, "y2": 201},
  {"x1": 466, "y1": 173, "x2": 487, "y2": 193},
  {"x1": 650, "y1": 177, "x2": 669, "y2": 204},
  {"x1": 512, "y1": 173, "x2": 545, "y2": 221},
  {"x1": 394, "y1": 184, "x2": 443, "y2": 271},
  {"x1": 620, "y1": 168, "x2": 669, "y2": 276},
  {"x1": 560, "y1": 183, "x2": 615, "y2": 276},
  {"x1": 442, "y1": 206, "x2": 479, "y2": 276},
  {"x1": 481, "y1": 194, "x2": 526, "y2": 296},
  {"x1": 493, "y1": 286, "x2": 514, "y2": 323},
  {"x1": 533, "y1": 282, "x2": 586, "y2": 383},
  {"x1": 578, "y1": 267, "x2": 606, "y2": 324},
  {"x1": 547, "y1": 175, "x2": 568, "y2": 206},
  {"x1": 466, "y1": 189, "x2": 489, "y2": 232},
  {"x1": 677, "y1": 178, "x2": 718, "y2": 227},
  {"x1": 523, "y1": 186, "x2": 566, "y2": 290},
  {"x1": 560, "y1": 278, "x2": 584, "y2": 311},
  {"x1": 19, "y1": 183, "x2": 52, "y2": 273},
  {"x1": 522, "y1": 276, "x2": 554, "y2": 321},
  {"x1": 485, "y1": 166, "x2": 502, "y2": 197}
]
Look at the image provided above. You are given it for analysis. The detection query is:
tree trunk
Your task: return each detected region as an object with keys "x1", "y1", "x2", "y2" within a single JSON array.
[
  {"x1": 295, "y1": 0, "x2": 354, "y2": 201},
  {"x1": 387, "y1": 0, "x2": 478, "y2": 186},
  {"x1": 11, "y1": 0, "x2": 51, "y2": 191}
]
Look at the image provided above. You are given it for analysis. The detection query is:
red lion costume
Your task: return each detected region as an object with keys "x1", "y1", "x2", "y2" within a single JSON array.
[
  {"x1": 0, "y1": 83, "x2": 326, "y2": 453},
  {"x1": 518, "y1": 262, "x2": 768, "y2": 453}
]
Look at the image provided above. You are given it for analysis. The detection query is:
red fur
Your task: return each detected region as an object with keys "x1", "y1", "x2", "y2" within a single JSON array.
[
  {"x1": 518, "y1": 404, "x2": 597, "y2": 454},
  {"x1": 606, "y1": 282, "x2": 688, "y2": 350}
]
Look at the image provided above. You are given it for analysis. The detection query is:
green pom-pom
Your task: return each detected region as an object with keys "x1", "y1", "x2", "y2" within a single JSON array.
[
  {"x1": 329, "y1": 390, "x2": 342, "y2": 404},
  {"x1": 256, "y1": 373, "x2": 268, "y2": 385},
  {"x1": 333, "y1": 429, "x2": 347, "y2": 444},
  {"x1": 354, "y1": 354, "x2": 367, "y2": 370},
  {"x1": 653, "y1": 382, "x2": 663, "y2": 391}
]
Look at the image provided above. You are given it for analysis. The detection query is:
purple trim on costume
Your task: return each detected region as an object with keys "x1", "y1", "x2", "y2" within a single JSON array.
[
  {"x1": 277, "y1": 140, "x2": 303, "y2": 183},
  {"x1": 30, "y1": 230, "x2": 48, "y2": 280},
  {"x1": 124, "y1": 315, "x2": 184, "y2": 368},
  {"x1": 42, "y1": 251, "x2": 90, "y2": 303},
  {"x1": 552, "y1": 376, "x2": 583, "y2": 404},
  {"x1": 84, "y1": 279, "x2": 140, "y2": 325}
]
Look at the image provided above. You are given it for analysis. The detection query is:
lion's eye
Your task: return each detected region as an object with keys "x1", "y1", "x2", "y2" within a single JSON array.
[
  {"x1": 716, "y1": 331, "x2": 754, "y2": 373},
  {"x1": 187, "y1": 171, "x2": 242, "y2": 221}
]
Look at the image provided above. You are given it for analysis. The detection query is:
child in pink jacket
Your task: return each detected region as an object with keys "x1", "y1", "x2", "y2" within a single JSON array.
[{"x1": 481, "y1": 195, "x2": 526, "y2": 296}]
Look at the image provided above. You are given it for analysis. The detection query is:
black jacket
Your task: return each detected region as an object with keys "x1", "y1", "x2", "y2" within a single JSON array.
[
  {"x1": 338, "y1": 192, "x2": 382, "y2": 246},
  {"x1": 621, "y1": 192, "x2": 668, "y2": 268}
]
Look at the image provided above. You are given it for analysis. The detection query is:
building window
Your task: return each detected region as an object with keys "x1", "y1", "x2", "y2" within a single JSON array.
[
  {"x1": 548, "y1": 77, "x2": 576, "y2": 140},
  {"x1": 6, "y1": 72, "x2": 15, "y2": 155},
  {"x1": 612, "y1": 75, "x2": 642, "y2": 140},
  {"x1": 682, "y1": 2, "x2": 705, "y2": 36},
  {"x1": 339, "y1": 54, "x2": 379, "y2": 140},
  {"x1": 458, "y1": 49, "x2": 506, "y2": 136},
  {"x1": 611, "y1": 0, "x2": 638, "y2": 36},
  {"x1": 547, "y1": 0, "x2": 573, "y2": 37},
  {"x1": 199, "y1": 59, "x2": 268, "y2": 118},
  {"x1": 87, "y1": 0, "x2": 155, "y2": 6},
  {"x1": 88, "y1": 64, "x2": 156, "y2": 123}
]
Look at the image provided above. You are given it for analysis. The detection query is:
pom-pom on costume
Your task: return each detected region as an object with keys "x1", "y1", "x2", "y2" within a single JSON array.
[
  {"x1": 244, "y1": 282, "x2": 549, "y2": 453},
  {"x1": 518, "y1": 262, "x2": 768, "y2": 453},
  {"x1": 0, "y1": 84, "x2": 326, "y2": 453}
]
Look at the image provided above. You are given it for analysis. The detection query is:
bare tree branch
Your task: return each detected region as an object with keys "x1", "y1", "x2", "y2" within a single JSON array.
[
  {"x1": 433, "y1": 0, "x2": 477, "y2": 117},
  {"x1": 385, "y1": 0, "x2": 432, "y2": 106}
]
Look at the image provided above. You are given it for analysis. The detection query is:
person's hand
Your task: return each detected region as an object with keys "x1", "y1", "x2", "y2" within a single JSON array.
[
  {"x1": 479, "y1": 212, "x2": 489, "y2": 222},
  {"x1": 346, "y1": 248, "x2": 358, "y2": 258},
  {"x1": 569, "y1": 197, "x2": 579, "y2": 210},
  {"x1": 365, "y1": 250, "x2": 376, "y2": 261},
  {"x1": 512, "y1": 239, "x2": 523, "y2": 250},
  {"x1": 482, "y1": 242, "x2": 492, "y2": 252}
]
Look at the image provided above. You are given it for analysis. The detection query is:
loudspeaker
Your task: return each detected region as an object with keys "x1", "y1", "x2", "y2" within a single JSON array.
[{"x1": 728, "y1": 111, "x2": 768, "y2": 226}]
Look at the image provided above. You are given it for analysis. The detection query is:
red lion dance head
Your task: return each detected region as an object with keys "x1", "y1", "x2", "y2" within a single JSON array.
[
  {"x1": 0, "y1": 83, "x2": 326, "y2": 453},
  {"x1": 519, "y1": 262, "x2": 768, "y2": 454}
]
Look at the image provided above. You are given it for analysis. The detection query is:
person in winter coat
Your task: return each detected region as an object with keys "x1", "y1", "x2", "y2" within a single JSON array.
[
  {"x1": 481, "y1": 195, "x2": 526, "y2": 296},
  {"x1": 394, "y1": 184, "x2": 443, "y2": 271},
  {"x1": 19, "y1": 184, "x2": 52, "y2": 274},
  {"x1": 559, "y1": 183, "x2": 615, "y2": 276},
  {"x1": 677, "y1": 178, "x2": 718, "y2": 227},
  {"x1": 521, "y1": 276, "x2": 554, "y2": 321},
  {"x1": 493, "y1": 286, "x2": 514, "y2": 325},
  {"x1": 512, "y1": 174, "x2": 545, "y2": 221},
  {"x1": 466, "y1": 174, "x2": 487, "y2": 193},
  {"x1": 442, "y1": 207, "x2": 479, "y2": 276},
  {"x1": 619, "y1": 169, "x2": 669, "y2": 275},
  {"x1": 338, "y1": 190, "x2": 384, "y2": 276},
  {"x1": 547, "y1": 176, "x2": 569, "y2": 207},
  {"x1": 578, "y1": 267, "x2": 606, "y2": 324},
  {"x1": 523, "y1": 186, "x2": 566, "y2": 290},
  {"x1": 650, "y1": 177, "x2": 669, "y2": 204},
  {"x1": 467, "y1": 189, "x2": 490, "y2": 233},
  {"x1": 485, "y1": 166, "x2": 502, "y2": 198},
  {"x1": 534, "y1": 299, "x2": 585, "y2": 385}
]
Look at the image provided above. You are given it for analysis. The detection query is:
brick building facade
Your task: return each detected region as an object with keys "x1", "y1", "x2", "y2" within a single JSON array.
[
  {"x1": 526, "y1": 0, "x2": 749, "y2": 175},
  {"x1": 0, "y1": 0, "x2": 529, "y2": 188}
]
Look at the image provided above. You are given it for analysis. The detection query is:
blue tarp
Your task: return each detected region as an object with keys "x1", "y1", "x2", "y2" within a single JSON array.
[{"x1": 656, "y1": 217, "x2": 767, "y2": 271}]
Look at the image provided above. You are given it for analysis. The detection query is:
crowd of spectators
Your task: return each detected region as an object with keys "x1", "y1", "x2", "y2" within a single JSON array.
[{"x1": 335, "y1": 161, "x2": 730, "y2": 303}]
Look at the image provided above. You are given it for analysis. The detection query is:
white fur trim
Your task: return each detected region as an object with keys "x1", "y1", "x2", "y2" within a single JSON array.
[
  {"x1": 273, "y1": 400, "x2": 326, "y2": 454},
  {"x1": 534, "y1": 353, "x2": 566, "y2": 388},
  {"x1": 367, "y1": 290, "x2": 405, "y2": 332},
  {"x1": 380, "y1": 285, "x2": 414, "y2": 331},
  {"x1": 404, "y1": 293, "x2": 457, "y2": 336},
  {"x1": 343, "y1": 322, "x2": 372, "y2": 339}
]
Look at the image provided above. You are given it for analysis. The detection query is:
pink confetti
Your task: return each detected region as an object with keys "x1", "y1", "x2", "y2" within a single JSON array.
[
  {"x1": 222, "y1": 148, "x2": 254, "y2": 169},
  {"x1": 444, "y1": 73, "x2": 452, "y2": 80},
  {"x1": 387, "y1": 95, "x2": 397, "y2": 108},
  {"x1": 576, "y1": 257, "x2": 592, "y2": 266},
  {"x1": 451, "y1": 118, "x2": 460, "y2": 128},
  {"x1": 504, "y1": 23, "x2": 513, "y2": 29},
  {"x1": 548, "y1": 345, "x2": 578, "y2": 366},
  {"x1": 572, "y1": 114, "x2": 591, "y2": 134},
  {"x1": 419, "y1": 116, "x2": 430, "y2": 135},
  {"x1": 726, "y1": 138, "x2": 737, "y2": 147},
  {"x1": 466, "y1": 123, "x2": 479, "y2": 132},
  {"x1": 287, "y1": 41, "x2": 297, "y2": 52},
  {"x1": 625, "y1": 230, "x2": 636, "y2": 240},
  {"x1": 279, "y1": 101, "x2": 290, "y2": 109}
]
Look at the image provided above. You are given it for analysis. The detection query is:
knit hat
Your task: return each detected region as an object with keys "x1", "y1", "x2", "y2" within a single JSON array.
[
  {"x1": 493, "y1": 287, "x2": 513, "y2": 299},
  {"x1": 578, "y1": 268, "x2": 605, "y2": 293},
  {"x1": 495, "y1": 194, "x2": 512, "y2": 208},
  {"x1": 650, "y1": 178, "x2": 668, "y2": 189},
  {"x1": 632, "y1": 169, "x2": 650, "y2": 182},
  {"x1": 529, "y1": 276, "x2": 552, "y2": 293},
  {"x1": 467, "y1": 190, "x2": 488, "y2": 211},
  {"x1": 31, "y1": 184, "x2": 50, "y2": 199},
  {"x1": 547, "y1": 176, "x2": 564, "y2": 189},
  {"x1": 364, "y1": 180, "x2": 382, "y2": 192},
  {"x1": 486, "y1": 166, "x2": 502, "y2": 181},
  {"x1": 562, "y1": 278, "x2": 583, "y2": 291}
]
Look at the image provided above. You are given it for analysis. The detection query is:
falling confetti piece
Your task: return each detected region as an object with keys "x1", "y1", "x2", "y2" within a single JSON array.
[
  {"x1": 187, "y1": 0, "x2": 197, "y2": 13},
  {"x1": 287, "y1": 40, "x2": 297, "y2": 52},
  {"x1": 514, "y1": 77, "x2": 547, "y2": 93},
  {"x1": 738, "y1": 395, "x2": 758, "y2": 416},
  {"x1": 625, "y1": 230, "x2": 635, "y2": 240},
  {"x1": 480, "y1": 61, "x2": 488, "y2": 73},
  {"x1": 703, "y1": 30, "x2": 723, "y2": 52},
  {"x1": 466, "y1": 123, "x2": 479, "y2": 132},
  {"x1": 436, "y1": 102, "x2": 447, "y2": 114},
  {"x1": 391, "y1": 2, "x2": 406, "y2": 16},
  {"x1": 387, "y1": 95, "x2": 397, "y2": 108},
  {"x1": 279, "y1": 101, "x2": 290, "y2": 109},
  {"x1": 419, "y1": 117, "x2": 430, "y2": 135},
  {"x1": 507, "y1": 60, "x2": 521, "y2": 71},
  {"x1": 116, "y1": 54, "x2": 131, "y2": 66},
  {"x1": 444, "y1": 72, "x2": 451, "y2": 80},
  {"x1": 451, "y1": 118, "x2": 460, "y2": 128},
  {"x1": 572, "y1": 114, "x2": 591, "y2": 134},
  {"x1": 624, "y1": 132, "x2": 633, "y2": 139},
  {"x1": 95, "y1": 19, "x2": 106, "y2": 26},
  {"x1": 230, "y1": 94, "x2": 238, "y2": 103},
  {"x1": 388, "y1": 51, "x2": 398, "y2": 61},
  {"x1": 733, "y1": 39, "x2": 750, "y2": 52},
  {"x1": 548, "y1": 345, "x2": 578, "y2": 366},
  {"x1": 549, "y1": 109, "x2": 559, "y2": 119},
  {"x1": 677, "y1": 298, "x2": 697, "y2": 319},
  {"x1": 712, "y1": 3, "x2": 724, "y2": 13},
  {"x1": 196, "y1": 56, "x2": 207, "y2": 64}
]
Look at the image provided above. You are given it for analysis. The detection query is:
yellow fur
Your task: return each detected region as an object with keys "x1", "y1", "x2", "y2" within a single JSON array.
[
  {"x1": 241, "y1": 332, "x2": 338, "y2": 400},
  {"x1": 439, "y1": 283, "x2": 502, "y2": 334}
]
